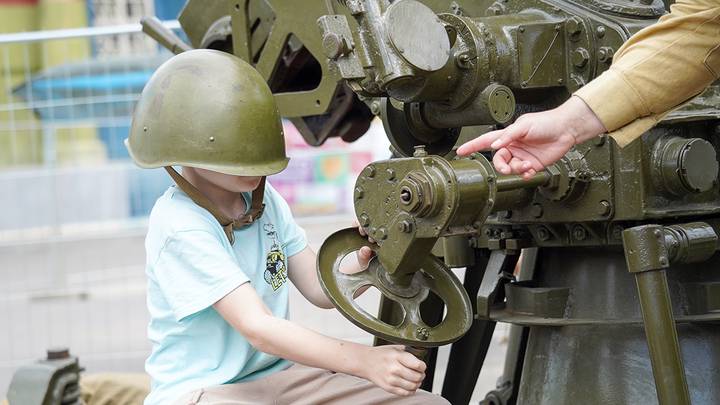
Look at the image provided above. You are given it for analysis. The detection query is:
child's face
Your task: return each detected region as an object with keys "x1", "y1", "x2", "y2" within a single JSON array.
[{"x1": 193, "y1": 168, "x2": 262, "y2": 193}]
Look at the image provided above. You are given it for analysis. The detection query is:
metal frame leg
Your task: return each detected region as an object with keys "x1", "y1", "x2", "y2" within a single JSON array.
[
  {"x1": 442, "y1": 249, "x2": 518, "y2": 405},
  {"x1": 622, "y1": 225, "x2": 693, "y2": 405}
]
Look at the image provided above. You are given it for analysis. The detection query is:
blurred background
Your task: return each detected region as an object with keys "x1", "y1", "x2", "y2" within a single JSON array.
[{"x1": 0, "y1": 0, "x2": 506, "y2": 400}]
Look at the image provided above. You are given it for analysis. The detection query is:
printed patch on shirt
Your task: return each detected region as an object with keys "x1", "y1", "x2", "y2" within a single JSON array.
[{"x1": 263, "y1": 224, "x2": 288, "y2": 291}]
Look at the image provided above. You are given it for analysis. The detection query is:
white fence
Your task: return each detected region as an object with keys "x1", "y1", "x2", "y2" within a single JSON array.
[
  {"x1": 0, "y1": 21, "x2": 177, "y2": 393},
  {"x1": 0, "y1": 21, "x2": 395, "y2": 395},
  {"x1": 0, "y1": 21, "x2": 180, "y2": 235}
]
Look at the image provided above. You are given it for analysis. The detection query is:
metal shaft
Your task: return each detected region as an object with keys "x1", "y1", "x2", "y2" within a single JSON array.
[
  {"x1": 140, "y1": 16, "x2": 192, "y2": 55},
  {"x1": 634, "y1": 269, "x2": 691, "y2": 405},
  {"x1": 496, "y1": 171, "x2": 551, "y2": 192}
]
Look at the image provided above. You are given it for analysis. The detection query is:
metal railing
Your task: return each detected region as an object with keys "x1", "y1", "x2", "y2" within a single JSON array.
[
  {"x1": 0, "y1": 20, "x2": 180, "y2": 236},
  {"x1": 0, "y1": 21, "x2": 178, "y2": 393},
  {"x1": 0, "y1": 20, "x2": 390, "y2": 395}
]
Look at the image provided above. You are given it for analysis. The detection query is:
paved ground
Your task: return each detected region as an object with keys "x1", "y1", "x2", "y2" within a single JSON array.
[{"x1": 0, "y1": 216, "x2": 508, "y2": 402}]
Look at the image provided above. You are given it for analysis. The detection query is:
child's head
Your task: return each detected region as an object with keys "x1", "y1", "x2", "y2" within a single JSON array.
[
  {"x1": 125, "y1": 49, "x2": 289, "y2": 178},
  {"x1": 183, "y1": 167, "x2": 263, "y2": 193}
]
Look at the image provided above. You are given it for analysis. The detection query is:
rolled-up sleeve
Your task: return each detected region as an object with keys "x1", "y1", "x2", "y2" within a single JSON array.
[{"x1": 574, "y1": 0, "x2": 720, "y2": 147}]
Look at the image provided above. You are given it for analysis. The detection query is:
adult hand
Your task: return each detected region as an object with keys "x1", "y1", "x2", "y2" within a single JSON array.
[
  {"x1": 456, "y1": 96, "x2": 606, "y2": 179},
  {"x1": 361, "y1": 345, "x2": 426, "y2": 396}
]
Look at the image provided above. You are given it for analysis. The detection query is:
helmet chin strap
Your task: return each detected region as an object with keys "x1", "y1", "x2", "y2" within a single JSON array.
[{"x1": 164, "y1": 167, "x2": 266, "y2": 245}]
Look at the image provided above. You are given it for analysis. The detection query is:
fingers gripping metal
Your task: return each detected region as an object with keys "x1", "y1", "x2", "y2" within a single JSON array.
[{"x1": 318, "y1": 228, "x2": 473, "y2": 347}]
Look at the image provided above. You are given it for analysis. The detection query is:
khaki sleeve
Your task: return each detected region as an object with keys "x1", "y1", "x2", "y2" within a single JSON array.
[{"x1": 574, "y1": 0, "x2": 720, "y2": 147}]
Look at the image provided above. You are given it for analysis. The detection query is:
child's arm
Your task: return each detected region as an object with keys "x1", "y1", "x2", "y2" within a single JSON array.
[
  {"x1": 214, "y1": 284, "x2": 426, "y2": 396},
  {"x1": 288, "y1": 245, "x2": 373, "y2": 309}
]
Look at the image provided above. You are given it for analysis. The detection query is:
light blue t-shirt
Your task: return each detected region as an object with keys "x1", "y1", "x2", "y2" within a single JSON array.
[{"x1": 143, "y1": 183, "x2": 307, "y2": 405}]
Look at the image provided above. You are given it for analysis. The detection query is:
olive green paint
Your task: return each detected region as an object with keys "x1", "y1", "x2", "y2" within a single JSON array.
[{"x1": 169, "y1": 1, "x2": 720, "y2": 404}]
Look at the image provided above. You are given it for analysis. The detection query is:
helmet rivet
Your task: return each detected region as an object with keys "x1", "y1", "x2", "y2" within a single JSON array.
[
  {"x1": 143, "y1": 126, "x2": 148, "y2": 133},
  {"x1": 209, "y1": 136, "x2": 215, "y2": 142}
]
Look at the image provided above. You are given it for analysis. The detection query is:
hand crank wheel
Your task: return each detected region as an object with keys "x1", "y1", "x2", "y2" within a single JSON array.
[{"x1": 317, "y1": 227, "x2": 473, "y2": 347}]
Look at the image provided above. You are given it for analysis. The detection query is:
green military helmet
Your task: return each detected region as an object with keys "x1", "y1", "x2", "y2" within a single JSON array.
[{"x1": 126, "y1": 49, "x2": 288, "y2": 176}]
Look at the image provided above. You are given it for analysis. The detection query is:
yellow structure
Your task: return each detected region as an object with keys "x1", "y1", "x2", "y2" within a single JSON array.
[{"x1": 0, "y1": 0, "x2": 104, "y2": 167}]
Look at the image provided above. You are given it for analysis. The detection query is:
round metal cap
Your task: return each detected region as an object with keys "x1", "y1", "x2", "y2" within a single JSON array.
[
  {"x1": 485, "y1": 84, "x2": 516, "y2": 124},
  {"x1": 679, "y1": 138, "x2": 718, "y2": 193},
  {"x1": 385, "y1": 0, "x2": 450, "y2": 72}
]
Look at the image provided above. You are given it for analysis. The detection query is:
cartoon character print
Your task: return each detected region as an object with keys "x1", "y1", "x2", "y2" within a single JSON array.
[{"x1": 263, "y1": 223, "x2": 288, "y2": 291}]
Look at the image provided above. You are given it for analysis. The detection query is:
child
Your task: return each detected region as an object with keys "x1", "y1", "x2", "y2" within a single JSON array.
[{"x1": 126, "y1": 49, "x2": 449, "y2": 405}]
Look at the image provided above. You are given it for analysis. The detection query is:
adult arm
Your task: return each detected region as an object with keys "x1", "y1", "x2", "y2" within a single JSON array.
[
  {"x1": 457, "y1": 0, "x2": 720, "y2": 175},
  {"x1": 575, "y1": 0, "x2": 720, "y2": 147}
]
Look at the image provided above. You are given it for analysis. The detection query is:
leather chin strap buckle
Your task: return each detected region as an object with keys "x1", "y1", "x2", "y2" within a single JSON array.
[{"x1": 164, "y1": 167, "x2": 266, "y2": 244}]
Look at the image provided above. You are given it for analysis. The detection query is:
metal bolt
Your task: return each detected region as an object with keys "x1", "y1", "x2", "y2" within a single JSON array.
[
  {"x1": 398, "y1": 220, "x2": 413, "y2": 233},
  {"x1": 519, "y1": 27, "x2": 525, "y2": 33},
  {"x1": 598, "y1": 46, "x2": 614, "y2": 63},
  {"x1": 377, "y1": 227, "x2": 388, "y2": 240},
  {"x1": 570, "y1": 74, "x2": 586, "y2": 89},
  {"x1": 572, "y1": 225, "x2": 587, "y2": 241},
  {"x1": 557, "y1": 78, "x2": 564, "y2": 85},
  {"x1": 596, "y1": 25, "x2": 606, "y2": 38},
  {"x1": 415, "y1": 327, "x2": 430, "y2": 341},
  {"x1": 209, "y1": 136, "x2": 215, "y2": 142},
  {"x1": 386, "y1": 168, "x2": 396, "y2": 181},
  {"x1": 370, "y1": 101, "x2": 381, "y2": 115},
  {"x1": 359, "y1": 213, "x2": 370, "y2": 227},
  {"x1": 598, "y1": 200, "x2": 612, "y2": 216},
  {"x1": 566, "y1": 17, "x2": 583, "y2": 38},
  {"x1": 414, "y1": 145, "x2": 428, "y2": 157},
  {"x1": 612, "y1": 225, "x2": 624, "y2": 240},
  {"x1": 572, "y1": 48, "x2": 590, "y2": 68},
  {"x1": 537, "y1": 227, "x2": 551, "y2": 241},
  {"x1": 400, "y1": 187, "x2": 413, "y2": 204},
  {"x1": 456, "y1": 53, "x2": 471, "y2": 69},
  {"x1": 355, "y1": 187, "x2": 364, "y2": 199},
  {"x1": 364, "y1": 165, "x2": 376, "y2": 178},
  {"x1": 487, "y1": 4, "x2": 503, "y2": 15},
  {"x1": 531, "y1": 203, "x2": 543, "y2": 218},
  {"x1": 659, "y1": 256, "x2": 668, "y2": 266},
  {"x1": 322, "y1": 32, "x2": 344, "y2": 59},
  {"x1": 143, "y1": 126, "x2": 148, "y2": 133}
]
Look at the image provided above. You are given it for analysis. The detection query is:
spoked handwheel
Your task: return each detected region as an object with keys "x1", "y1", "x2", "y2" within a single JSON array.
[{"x1": 317, "y1": 228, "x2": 473, "y2": 347}]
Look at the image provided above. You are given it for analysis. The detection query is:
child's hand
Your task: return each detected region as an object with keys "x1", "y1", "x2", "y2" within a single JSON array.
[
  {"x1": 361, "y1": 345, "x2": 427, "y2": 396},
  {"x1": 345, "y1": 220, "x2": 375, "y2": 274}
]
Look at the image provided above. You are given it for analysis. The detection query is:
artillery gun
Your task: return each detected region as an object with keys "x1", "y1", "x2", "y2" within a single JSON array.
[{"x1": 164, "y1": 1, "x2": 720, "y2": 404}]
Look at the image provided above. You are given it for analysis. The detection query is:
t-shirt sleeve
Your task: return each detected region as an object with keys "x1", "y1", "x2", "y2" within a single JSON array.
[
  {"x1": 271, "y1": 190, "x2": 308, "y2": 257},
  {"x1": 153, "y1": 229, "x2": 250, "y2": 321}
]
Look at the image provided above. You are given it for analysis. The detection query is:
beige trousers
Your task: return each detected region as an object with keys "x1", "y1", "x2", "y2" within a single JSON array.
[{"x1": 174, "y1": 364, "x2": 450, "y2": 405}]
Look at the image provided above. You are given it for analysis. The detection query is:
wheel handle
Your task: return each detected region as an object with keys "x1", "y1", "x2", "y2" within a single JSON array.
[{"x1": 317, "y1": 227, "x2": 473, "y2": 347}]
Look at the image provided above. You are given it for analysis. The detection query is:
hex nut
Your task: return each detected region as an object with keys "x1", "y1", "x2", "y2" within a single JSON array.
[
  {"x1": 572, "y1": 225, "x2": 587, "y2": 241},
  {"x1": 537, "y1": 227, "x2": 551, "y2": 241},
  {"x1": 572, "y1": 48, "x2": 590, "y2": 68},
  {"x1": 531, "y1": 203, "x2": 544, "y2": 218},
  {"x1": 598, "y1": 200, "x2": 612, "y2": 216}
]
